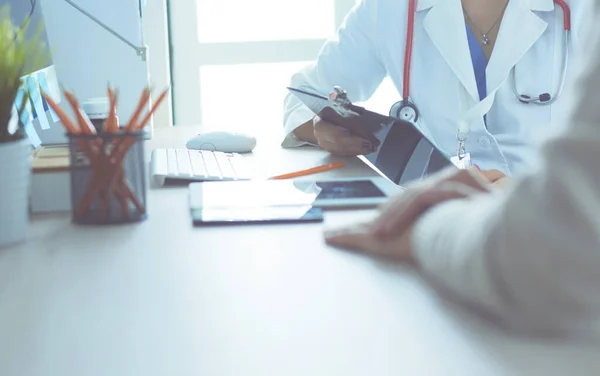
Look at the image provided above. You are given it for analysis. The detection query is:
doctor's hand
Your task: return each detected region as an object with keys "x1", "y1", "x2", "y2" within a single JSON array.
[
  {"x1": 474, "y1": 166, "x2": 511, "y2": 188},
  {"x1": 324, "y1": 167, "x2": 492, "y2": 257},
  {"x1": 312, "y1": 116, "x2": 377, "y2": 156}
]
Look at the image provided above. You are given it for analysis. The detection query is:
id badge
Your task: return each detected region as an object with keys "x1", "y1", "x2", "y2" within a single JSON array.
[{"x1": 450, "y1": 153, "x2": 472, "y2": 169}]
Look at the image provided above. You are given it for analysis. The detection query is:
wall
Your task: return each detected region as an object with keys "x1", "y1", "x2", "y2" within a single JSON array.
[{"x1": 38, "y1": 0, "x2": 150, "y2": 142}]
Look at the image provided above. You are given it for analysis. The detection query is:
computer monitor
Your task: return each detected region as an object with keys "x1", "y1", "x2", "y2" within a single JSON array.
[{"x1": 6, "y1": 0, "x2": 61, "y2": 147}]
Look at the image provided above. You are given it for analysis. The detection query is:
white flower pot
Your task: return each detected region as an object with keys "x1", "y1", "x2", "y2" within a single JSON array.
[{"x1": 0, "y1": 139, "x2": 32, "y2": 248}]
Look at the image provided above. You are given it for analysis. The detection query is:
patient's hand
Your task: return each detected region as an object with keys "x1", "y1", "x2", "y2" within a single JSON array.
[{"x1": 324, "y1": 167, "x2": 493, "y2": 259}]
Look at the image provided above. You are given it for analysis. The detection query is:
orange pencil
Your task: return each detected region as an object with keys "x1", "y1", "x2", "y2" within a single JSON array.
[
  {"x1": 63, "y1": 90, "x2": 96, "y2": 134},
  {"x1": 136, "y1": 86, "x2": 169, "y2": 130},
  {"x1": 112, "y1": 86, "x2": 169, "y2": 163},
  {"x1": 43, "y1": 91, "x2": 108, "y2": 217},
  {"x1": 76, "y1": 108, "x2": 99, "y2": 135},
  {"x1": 106, "y1": 85, "x2": 118, "y2": 133},
  {"x1": 124, "y1": 86, "x2": 151, "y2": 132},
  {"x1": 63, "y1": 90, "x2": 113, "y2": 217},
  {"x1": 269, "y1": 161, "x2": 346, "y2": 180},
  {"x1": 104, "y1": 86, "x2": 130, "y2": 216},
  {"x1": 42, "y1": 92, "x2": 80, "y2": 134}
]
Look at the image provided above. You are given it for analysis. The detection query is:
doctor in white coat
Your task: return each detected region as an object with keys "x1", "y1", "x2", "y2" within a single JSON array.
[
  {"x1": 324, "y1": 0, "x2": 600, "y2": 334},
  {"x1": 282, "y1": 0, "x2": 593, "y2": 176}
]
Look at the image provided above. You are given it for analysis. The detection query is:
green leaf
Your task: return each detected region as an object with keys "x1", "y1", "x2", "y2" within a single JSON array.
[{"x1": 0, "y1": 4, "x2": 50, "y2": 143}]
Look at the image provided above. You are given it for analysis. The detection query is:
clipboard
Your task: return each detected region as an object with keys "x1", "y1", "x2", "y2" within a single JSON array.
[{"x1": 287, "y1": 86, "x2": 454, "y2": 185}]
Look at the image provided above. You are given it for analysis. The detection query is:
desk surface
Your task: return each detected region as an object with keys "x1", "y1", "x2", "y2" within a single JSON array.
[{"x1": 1, "y1": 126, "x2": 599, "y2": 376}]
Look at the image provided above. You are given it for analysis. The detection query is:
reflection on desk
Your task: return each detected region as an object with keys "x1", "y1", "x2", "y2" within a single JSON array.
[{"x1": 1, "y1": 125, "x2": 599, "y2": 376}]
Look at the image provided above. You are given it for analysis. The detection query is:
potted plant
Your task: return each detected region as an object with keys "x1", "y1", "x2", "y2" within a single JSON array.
[{"x1": 0, "y1": 6, "x2": 48, "y2": 248}]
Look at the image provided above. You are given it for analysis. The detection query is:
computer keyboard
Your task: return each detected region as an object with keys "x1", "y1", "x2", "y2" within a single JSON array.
[{"x1": 150, "y1": 148, "x2": 252, "y2": 185}]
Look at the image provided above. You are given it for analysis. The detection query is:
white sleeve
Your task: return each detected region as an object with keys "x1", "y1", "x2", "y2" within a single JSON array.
[
  {"x1": 411, "y1": 8, "x2": 600, "y2": 335},
  {"x1": 281, "y1": 0, "x2": 387, "y2": 148}
]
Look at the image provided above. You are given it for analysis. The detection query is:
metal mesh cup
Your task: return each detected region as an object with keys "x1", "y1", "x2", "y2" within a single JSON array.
[{"x1": 67, "y1": 131, "x2": 148, "y2": 224}]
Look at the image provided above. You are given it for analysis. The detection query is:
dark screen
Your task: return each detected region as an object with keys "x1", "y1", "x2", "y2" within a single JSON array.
[
  {"x1": 363, "y1": 121, "x2": 452, "y2": 185},
  {"x1": 314, "y1": 180, "x2": 385, "y2": 200}
]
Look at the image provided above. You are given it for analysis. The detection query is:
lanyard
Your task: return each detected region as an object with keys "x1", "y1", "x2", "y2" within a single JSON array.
[{"x1": 455, "y1": 78, "x2": 504, "y2": 159}]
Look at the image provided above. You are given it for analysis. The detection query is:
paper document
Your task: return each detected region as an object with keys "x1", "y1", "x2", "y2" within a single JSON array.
[
  {"x1": 15, "y1": 87, "x2": 42, "y2": 148},
  {"x1": 27, "y1": 75, "x2": 51, "y2": 130},
  {"x1": 37, "y1": 69, "x2": 60, "y2": 123}
]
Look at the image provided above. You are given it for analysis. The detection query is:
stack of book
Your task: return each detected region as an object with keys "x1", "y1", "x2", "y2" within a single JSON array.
[{"x1": 31, "y1": 145, "x2": 71, "y2": 213}]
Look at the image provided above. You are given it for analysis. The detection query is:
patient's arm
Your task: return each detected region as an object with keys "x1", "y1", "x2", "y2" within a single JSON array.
[{"x1": 412, "y1": 25, "x2": 600, "y2": 335}]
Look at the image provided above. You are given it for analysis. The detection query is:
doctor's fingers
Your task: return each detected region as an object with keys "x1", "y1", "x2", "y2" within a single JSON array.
[
  {"x1": 371, "y1": 181, "x2": 484, "y2": 237},
  {"x1": 315, "y1": 126, "x2": 375, "y2": 155},
  {"x1": 318, "y1": 136, "x2": 375, "y2": 156},
  {"x1": 313, "y1": 117, "x2": 341, "y2": 137},
  {"x1": 426, "y1": 165, "x2": 491, "y2": 191},
  {"x1": 477, "y1": 169, "x2": 507, "y2": 183},
  {"x1": 439, "y1": 167, "x2": 492, "y2": 193},
  {"x1": 313, "y1": 119, "x2": 375, "y2": 147}
]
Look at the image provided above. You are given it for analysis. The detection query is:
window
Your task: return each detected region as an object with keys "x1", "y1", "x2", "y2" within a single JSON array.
[
  {"x1": 169, "y1": 0, "x2": 397, "y2": 136},
  {"x1": 196, "y1": 0, "x2": 336, "y2": 43},
  {"x1": 199, "y1": 61, "x2": 310, "y2": 139}
]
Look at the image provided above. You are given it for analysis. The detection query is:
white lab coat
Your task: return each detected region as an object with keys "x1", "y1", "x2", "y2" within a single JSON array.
[
  {"x1": 282, "y1": 0, "x2": 594, "y2": 176},
  {"x1": 412, "y1": 1, "x2": 600, "y2": 335}
]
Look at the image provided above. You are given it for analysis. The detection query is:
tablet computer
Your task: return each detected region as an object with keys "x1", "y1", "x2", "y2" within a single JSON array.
[
  {"x1": 189, "y1": 177, "x2": 399, "y2": 215},
  {"x1": 305, "y1": 176, "x2": 399, "y2": 208},
  {"x1": 287, "y1": 86, "x2": 455, "y2": 185},
  {"x1": 192, "y1": 205, "x2": 324, "y2": 226}
]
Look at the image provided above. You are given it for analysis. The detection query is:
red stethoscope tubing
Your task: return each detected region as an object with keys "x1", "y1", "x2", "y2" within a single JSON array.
[
  {"x1": 554, "y1": 0, "x2": 571, "y2": 30},
  {"x1": 401, "y1": 0, "x2": 571, "y2": 102},
  {"x1": 403, "y1": 0, "x2": 417, "y2": 101}
]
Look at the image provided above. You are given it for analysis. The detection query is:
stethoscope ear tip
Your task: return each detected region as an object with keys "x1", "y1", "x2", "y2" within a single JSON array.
[
  {"x1": 519, "y1": 94, "x2": 531, "y2": 104},
  {"x1": 518, "y1": 93, "x2": 552, "y2": 104}
]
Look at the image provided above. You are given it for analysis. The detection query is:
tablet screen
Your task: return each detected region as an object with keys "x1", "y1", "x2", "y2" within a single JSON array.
[
  {"x1": 362, "y1": 125, "x2": 452, "y2": 185},
  {"x1": 312, "y1": 180, "x2": 386, "y2": 200},
  {"x1": 189, "y1": 179, "x2": 388, "y2": 214},
  {"x1": 192, "y1": 206, "x2": 324, "y2": 225}
]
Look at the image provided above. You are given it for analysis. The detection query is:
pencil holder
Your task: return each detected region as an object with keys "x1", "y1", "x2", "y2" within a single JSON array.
[{"x1": 67, "y1": 131, "x2": 148, "y2": 224}]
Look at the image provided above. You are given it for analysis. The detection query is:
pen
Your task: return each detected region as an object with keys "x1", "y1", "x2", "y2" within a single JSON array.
[{"x1": 269, "y1": 161, "x2": 346, "y2": 180}]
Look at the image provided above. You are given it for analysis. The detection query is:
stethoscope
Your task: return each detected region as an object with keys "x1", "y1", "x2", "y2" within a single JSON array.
[{"x1": 389, "y1": 0, "x2": 572, "y2": 124}]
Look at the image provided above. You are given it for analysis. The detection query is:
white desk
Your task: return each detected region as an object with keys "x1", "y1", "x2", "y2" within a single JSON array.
[{"x1": 1, "y1": 126, "x2": 599, "y2": 376}]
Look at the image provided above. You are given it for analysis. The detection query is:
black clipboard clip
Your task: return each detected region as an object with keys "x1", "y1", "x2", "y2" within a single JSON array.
[
  {"x1": 329, "y1": 86, "x2": 352, "y2": 107},
  {"x1": 287, "y1": 85, "x2": 383, "y2": 145},
  {"x1": 327, "y1": 86, "x2": 364, "y2": 117}
]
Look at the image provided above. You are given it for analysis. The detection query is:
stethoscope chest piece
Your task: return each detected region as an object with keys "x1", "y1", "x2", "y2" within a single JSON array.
[{"x1": 390, "y1": 100, "x2": 419, "y2": 123}]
